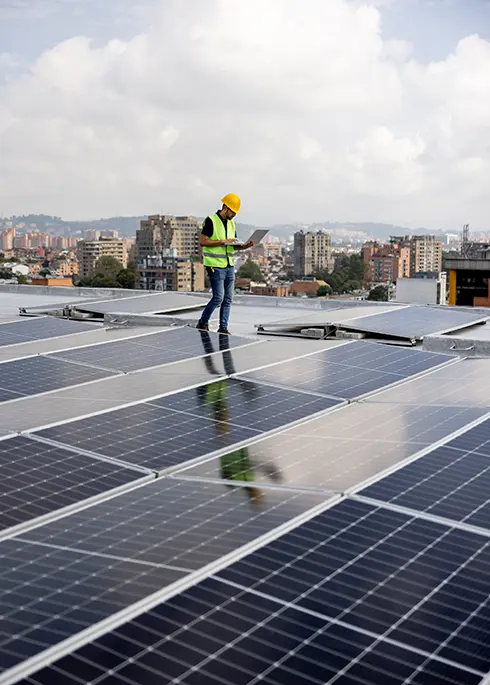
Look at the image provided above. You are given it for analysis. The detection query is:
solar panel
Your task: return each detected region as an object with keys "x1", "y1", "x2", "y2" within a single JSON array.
[
  {"x1": 0, "y1": 356, "x2": 116, "y2": 404},
  {"x1": 75, "y1": 292, "x2": 207, "y2": 315},
  {"x1": 0, "y1": 538, "x2": 183, "y2": 674},
  {"x1": 361, "y1": 359, "x2": 490, "y2": 408},
  {"x1": 0, "y1": 318, "x2": 98, "y2": 347},
  {"x1": 177, "y1": 402, "x2": 488, "y2": 493},
  {"x1": 33, "y1": 381, "x2": 342, "y2": 471},
  {"x1": 49, "y1": 327, "x2": 259, "y2": 373},
  {"x1": 0, "y1": 436, "x2": 150, "y2": 537},
  {"x1": 150, "y1": 378, "x2": 342, "y2": 431},
  {"x1": 19, "y1": 576, "x2": 481, "y2": 685},
  {"x1": 20, "y1": 477, "x2": 331, "y2": 570},
  {"x1": 256, "y1": 304, "x2": 403, "y2": 330},
  {"x1": 240, "y1": 342, "x2": 453, "y2": 399},
  {"x1": 217, "y1": 499, "x2": 490, "y2": 673},
  {"x1": 448, "y1": 416, "x2": 490, "y2": 455},
  {"x1": 340, "y1": 306, "x2": 489, "y2": 340},
  {"x1": 361, "y1": 417, "x2": 490, "y2": 529}
]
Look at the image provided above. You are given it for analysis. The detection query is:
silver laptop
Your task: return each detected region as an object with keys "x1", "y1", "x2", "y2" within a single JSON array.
[{"x1": 234, "y1": 229, "x2": 269, "y2": 248}]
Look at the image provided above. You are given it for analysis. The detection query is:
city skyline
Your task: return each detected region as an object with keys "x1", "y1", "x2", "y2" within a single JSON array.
[{"x1": 0, "y1": 0, "x2": 489, "y2": 230}]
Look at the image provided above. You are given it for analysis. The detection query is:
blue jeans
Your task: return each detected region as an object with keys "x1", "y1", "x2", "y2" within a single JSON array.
[{"x1": 200, "y1": 266, "x2": 235, "y2": 330}]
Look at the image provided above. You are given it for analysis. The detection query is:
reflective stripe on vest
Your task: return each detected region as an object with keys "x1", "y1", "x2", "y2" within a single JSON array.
[{"x1": 202, "y1": 214, "x2": 236, "y2": 268}]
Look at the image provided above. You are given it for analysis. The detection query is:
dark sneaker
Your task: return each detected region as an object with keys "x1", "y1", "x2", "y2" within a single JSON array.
[
  {"x1": 196, "y1": 321, "x2": 209, "y2": 331},
  {"x1": 218, "y1": 328, "x2": 231, "y2": 335}
]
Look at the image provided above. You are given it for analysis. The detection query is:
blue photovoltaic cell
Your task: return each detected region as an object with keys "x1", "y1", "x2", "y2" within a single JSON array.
[
  {"x1": 0, "y1": 436, "x2": 147, "y2": 534},
  {"x1": 35, "y1": 381, "x2": 340, "y2": 471},
  {"x1": 446, "y1": 416, "x2": 490, "y2": 456},
  {"x1": 20, "y1": 477, "x2": 328, "y2": 570},
  {"x1": 240, "y1": 341, "x2": 452, "y2": 399},
  {"x1": 361, "y1": 437, "x2": 490, "y2": 530},
  {"x1": 0, "y1": 318, "x2": 97, "y2": 347},
  {"x1": 50, "y1": 327, "x2": 257, "y2": 373},
  {"x1": 0, "y1": 356, "x2": 116, "y2": 403},
  {"x1": 218, "y1": 499, "x2": 490, "y2": 672},
  {"x1": 0, "y1": 538, "x2": 183, "y2": 673},
  {"x1": 20, "y1": 577, "x2": 482, "y2": 685}
]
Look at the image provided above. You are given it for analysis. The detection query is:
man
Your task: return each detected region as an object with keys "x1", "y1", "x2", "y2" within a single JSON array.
[{"x1": 196, "y1": 193, "x2": 253, "y2": 334}]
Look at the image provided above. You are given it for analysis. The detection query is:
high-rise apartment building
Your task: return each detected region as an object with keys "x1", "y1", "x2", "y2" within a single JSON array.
[
  {"x1": 0, "y1": 228, "x2": 15, "y2": 251},
  {"x1": 293, "y1": 230, "x2": 333, "y2": 278},
  {"x1": 77, "y1": 238, "x2": 127, "y2": 279},
  {"x1": 391, "y1": 235, "x2": 443, "y2": 276},
  {"x1": 136, "y1": 215, "x2": 201, "y2": 262}
]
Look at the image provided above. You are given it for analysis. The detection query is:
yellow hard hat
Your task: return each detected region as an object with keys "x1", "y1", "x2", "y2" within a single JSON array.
[{"x1": 221, "y1": 193, "x2": 241, "y2": 214}]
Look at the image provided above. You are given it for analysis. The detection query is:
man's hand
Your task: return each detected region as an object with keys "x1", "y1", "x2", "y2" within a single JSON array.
[
  {"x1": 244, "y1": 240, "x2": 254, "y2": 249},
  {"x1": 223, "y1": 238, "x2": 238, "y2": 245}
]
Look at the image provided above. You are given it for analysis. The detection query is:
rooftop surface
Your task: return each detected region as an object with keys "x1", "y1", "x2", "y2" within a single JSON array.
[{"x1": 1, "y1": 286, "x2": 490, "y2": 684}]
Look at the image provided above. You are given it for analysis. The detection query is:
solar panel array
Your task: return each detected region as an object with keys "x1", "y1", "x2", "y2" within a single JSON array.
[
  {"x1": 1, "y1": 313, "x2": 490, "y2": 685},
  {"x1": 240, "y1": 341, "x2": 454, "y2": 399},
  {"x1": 49, "y1": 327, "x2": 259, "y2": 373},
  {"x1": 0, "y1": 317, "x2": 99, "y2": 347}
]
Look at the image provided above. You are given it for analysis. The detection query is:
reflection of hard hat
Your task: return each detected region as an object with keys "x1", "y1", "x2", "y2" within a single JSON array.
[{"x1": 221, "y1": 193, "x2": 241, "y2": 214}]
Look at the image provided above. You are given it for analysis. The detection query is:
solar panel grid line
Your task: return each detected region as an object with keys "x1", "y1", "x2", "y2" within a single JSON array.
[
  {"x1": 145, "y1": 400, "x2": 347, "y2": 476},
  {"x1": 214, "y1": 576, "x2": 487, "y2": 679},
  {"x1": 47, "y1": 328, "x2": 262, "y2": 376},
  {"x1": 40, "y1": 352, "x2": 128, "y2": 376},
  {"x1": 215, "y1": 500, "x2": 490, "y2": 676},
  {"x1": 333, "y1": 357, "x2": 460, "y2": 401},
  {"x1": 374, "y1": 529, "x2": 490, "y2": 671},
  {"x1": 238, "y1": 341, "x2": 459, "y2": 402},
  {"x1": 357, "y1": 359, "x2": 472, "y2": 407},
  {"x1": 0, "y1": 328, "x2": 99, "y2": 352},
  {"x1": 20, "y1": 577, "x2": 484, "y2": 685},
  {"x1": 25, "y1": 434, "x2": 156, "y2": 475},
  {"x1": 163, "y1": 600, "x2": 348, "y2": 685},
  {"x1": 21, "y1": 376, "x2": 230, "y2": 434},
  {"x1": 28, "y1": 380, "x2": 344, "y2": 474},
  {"x1": 170, "y1": 472, "x2": 338, "y2": 496},
  {"x1": 231, "y1": 339, "x2": 354, "y2": 375},
  {"x1": 345, "y1": 407, "x2": 490, "y2": 496},
  {"x1": 124, "y1": 338, "x2": 261, "y2": 377},
  {"x1": 351, "y1": 494, "x2": 490, "y2": 541},
  {"x1": 15, "y1": 539, "x2": 190, "y2": 573},
  {"x1": 171, "y1": 402, "x2": 484, "y2": 491},
  {"x1": 44, "y1": 325, "x2": 187, "y2": 357},
  {"x1": 212, "y1": 374, "x2": 346, "y2": 401},
  {"x1": 240, "y1": 357, "x2": 460, "y2": 404},
  {"x1": 0, "y1": 362, "x2": 122, "y2": 407},
  {"x1": 0, "y1": 496, "x2": 343, "y2": 685},
  {"x1": 0, "y1": 471, "x2": 156, "y2": 544}
]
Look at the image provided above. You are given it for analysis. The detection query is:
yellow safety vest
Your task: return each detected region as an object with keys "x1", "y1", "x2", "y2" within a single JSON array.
[{"x1": 202, "y1": 214, "x2": 236, "y2": 268}]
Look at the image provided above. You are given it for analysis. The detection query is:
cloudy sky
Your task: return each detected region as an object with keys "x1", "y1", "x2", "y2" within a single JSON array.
[{"x1": 0, "y1": 0, "x2": 489, "y2": 230}]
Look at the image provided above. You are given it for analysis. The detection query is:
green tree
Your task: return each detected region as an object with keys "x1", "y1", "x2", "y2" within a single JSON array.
[
  {"x1": 317, "y1": 285, "x2": 330, "y2": 297},
  {"x1": 94, "y1": 255, "x2": 123, "y2": 280},
  {"x1": 237, "y1": 259, "x2": 265, "y2": 282},
  {"x1": 116, "y1": 268, "x2": 136, "y2": 289},
  {"x1": 16, "y1": 274, "x2": 29, "y2": 285},
  {"x1": 314, "y1": 252, "x2": 365, "y2": 295},
  {"x1": 367, "y1": 284, "x2": 389, "y2": 301}
]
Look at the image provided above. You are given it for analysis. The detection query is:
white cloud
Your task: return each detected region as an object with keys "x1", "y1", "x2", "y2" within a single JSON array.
[{"x1": 0, "y1": 0, "x2": 489, "y2": 230}]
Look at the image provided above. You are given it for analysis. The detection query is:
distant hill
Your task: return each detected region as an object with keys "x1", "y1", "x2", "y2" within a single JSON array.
[{"x1": 2, "y1": 214, "x2": 448, "y2": 242}]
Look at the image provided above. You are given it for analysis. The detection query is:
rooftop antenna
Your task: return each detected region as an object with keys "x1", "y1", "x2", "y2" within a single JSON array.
[{"x1": 461, "y1": 223, "x2": 470, "y2": 257}]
